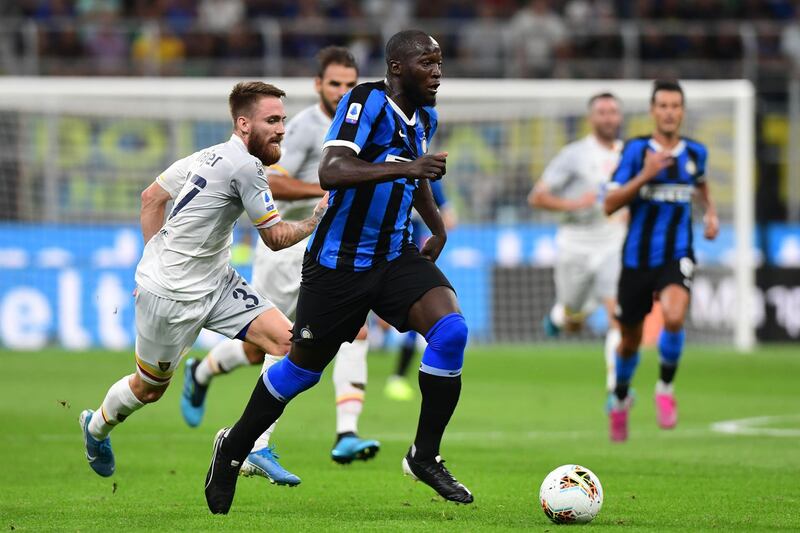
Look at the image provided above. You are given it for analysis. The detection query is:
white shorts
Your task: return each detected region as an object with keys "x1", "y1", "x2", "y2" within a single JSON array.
[
  {"x1": 250, "y1": 236, "x2": 308, "y2": 322},
  {"x1": 134, "y1": 266, "x2": 273, "y2": 385},
  {"x1": 554, "y1": 243, "x2": 621, "y2": 317}
]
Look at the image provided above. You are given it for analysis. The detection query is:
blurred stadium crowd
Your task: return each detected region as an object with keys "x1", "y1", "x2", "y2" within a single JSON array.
[
  {"x1": 1, "y1": 0, "x2": 800, "y2": 86},
  {"x1": 2, "y1": 2, "x2": 800, "y2": 347},
  {"x1": 1, "y1": 0, "x2": 800, "y2": 223}
]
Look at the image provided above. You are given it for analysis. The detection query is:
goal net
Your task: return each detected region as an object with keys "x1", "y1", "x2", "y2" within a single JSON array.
[{"x1": 0, "y1": 78, "x2": 755, "y2": 351}]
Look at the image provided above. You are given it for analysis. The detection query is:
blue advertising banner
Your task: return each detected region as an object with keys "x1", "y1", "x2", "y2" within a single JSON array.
[{"x1": 1, "y1": 222, "x2": 797, "y2": 349}]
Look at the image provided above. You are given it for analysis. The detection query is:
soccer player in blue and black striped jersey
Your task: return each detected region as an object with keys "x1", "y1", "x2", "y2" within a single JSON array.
[
  {"x1": 206, "y1": 30, "x2": 473, "y2": 514},
  {"x1": 604, "y1": 80, "x2": 719, "y2": 442}
]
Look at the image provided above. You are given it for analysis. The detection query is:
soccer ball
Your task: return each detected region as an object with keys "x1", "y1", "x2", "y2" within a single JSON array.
[{"x1": 539, "y1": 464, "x2": 603, "y2": 524}]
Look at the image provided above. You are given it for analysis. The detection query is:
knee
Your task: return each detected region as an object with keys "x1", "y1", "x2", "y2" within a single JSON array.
[
  {"x1": 421, "y1": 314, "x2": 468, "y2": 374},
  {"x1": 131, "y1": 377, "x2": 168, "y2": 404},
  {"x1": 264, "y1": 356, "x2": 322, "y2": 402},
  {"x1": 662, "y1": 313, "x2": 685, "y2": 332},
  {"x1": 248, "y1": 310, "x2": 293, "y2": 356},
  {"x1": 450, "y1": 317, "x2": 469, "y2": 350},
  {"x1": 426, "y1": 313, "x2": 468, "y2": 352},
  {"x1": 140, "y1": 388, "x2": 167, "y2": 403},
  {"x1": 243, "y1": 342, "x2": 266, "y2": 364},
  {"x1": 262, "y1": 333, "x2": 291, "y2": 357}
]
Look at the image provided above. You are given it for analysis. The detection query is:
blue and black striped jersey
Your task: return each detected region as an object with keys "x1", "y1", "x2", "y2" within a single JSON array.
[
  {"x1": 610, "y1": 136, "x2": 708, "y2": 269},
  {"x1": 307, "y1": 80, "x2": 439, "y2": 271}
]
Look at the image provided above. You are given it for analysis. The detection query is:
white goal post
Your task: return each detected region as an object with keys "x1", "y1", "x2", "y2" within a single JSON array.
[{"x1": 0, "y1": 78, "x2": 755, "y2": 351}]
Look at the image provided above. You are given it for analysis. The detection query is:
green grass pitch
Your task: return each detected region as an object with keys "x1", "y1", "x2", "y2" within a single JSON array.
[{"x1": 1, "y1": 344, "x2": 799, "y2": 531}]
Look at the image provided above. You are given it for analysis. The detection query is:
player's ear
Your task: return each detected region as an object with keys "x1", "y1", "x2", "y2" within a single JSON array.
[
  {"x1": 389, "y1": 60, "x2": 402, "y2": 76},
  {"x1": 314, "y1": 76, "x2": 322, "y2": 93},
  {"x1": 237, "y1": 115, "x2": 250, "y2": 135}
]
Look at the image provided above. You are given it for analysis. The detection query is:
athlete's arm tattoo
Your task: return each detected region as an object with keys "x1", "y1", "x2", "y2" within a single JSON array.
[{"x1": 258, "y1": 197, "x2": 327, "y2": 251}]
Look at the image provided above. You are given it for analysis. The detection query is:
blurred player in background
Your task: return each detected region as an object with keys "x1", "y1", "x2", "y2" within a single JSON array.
[
  {"x1": 79, "y1": 82, "x2": 327, "y2": 477},
  {"x1": 384, "y1": 178, "x2": 457, "y2": 401},
  {"x1": 528, "y1": 93, "x2": 624, "y2": 401},
  {"x1": 604, "y1": 79, "x2": 718, "y2": 442},
  {"x1": 180, "y1": 47, "x2": 379, "y2": 486},
  {"x1": 206, "y1": 30, "x2": 474, "y2": 515}
]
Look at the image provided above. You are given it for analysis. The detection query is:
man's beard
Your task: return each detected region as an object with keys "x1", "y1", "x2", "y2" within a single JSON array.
[
  {"x1": 596, "y1": 125, "x2": 618, "y2": 143},
  {"x1": 321, "y1": 94, "x2": 338, "y2": 117},
  {"x1": 248, "y1": 128, "x2": 282, "y2": 165},
  {"x1": 404, "y1": 81, "x2": 436, "y2": 108}
]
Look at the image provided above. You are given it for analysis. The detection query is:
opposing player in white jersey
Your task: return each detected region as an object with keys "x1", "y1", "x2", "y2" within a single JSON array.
[
  {"x1": 78, "y1": 81, "x2": 327, "y2": 478},
  {"x1": 180, "y1": 47, "x2": 379, "y2": 486},
  {"x1": 528, "y1": 92, "x2": 625, "y2": 398}
]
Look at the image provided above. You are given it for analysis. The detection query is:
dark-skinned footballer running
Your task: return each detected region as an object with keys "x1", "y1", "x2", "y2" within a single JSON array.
[{"x1": 205, "y1": 29, "x2": 473, "y2": 514}]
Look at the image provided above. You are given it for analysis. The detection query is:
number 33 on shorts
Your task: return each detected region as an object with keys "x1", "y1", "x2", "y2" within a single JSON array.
[{"x1": 232, "y1": 281, "x2": 260, "y2": 310}]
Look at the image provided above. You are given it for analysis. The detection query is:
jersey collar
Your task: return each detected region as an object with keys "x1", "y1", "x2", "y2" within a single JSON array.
[
  {"x1": 314, "y1": 103, "x2": 333, "y2": 124},
  {"x1": 588, "y1": 134, "x2": 623, "y2": 153},
  {"x1": 648, "y1": 138, "x2": 686, "y2": 156},
  {"x1": 385, "y1": 95, "x2": 417, "y2": 126},
  {"x1": 230, "y1": 133, "x2": 247, "y2": 153}
]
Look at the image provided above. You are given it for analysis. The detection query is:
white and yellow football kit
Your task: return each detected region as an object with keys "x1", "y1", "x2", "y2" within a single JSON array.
[{"x1": 134, "y1": 135, "x2": 281, "y2": 385}]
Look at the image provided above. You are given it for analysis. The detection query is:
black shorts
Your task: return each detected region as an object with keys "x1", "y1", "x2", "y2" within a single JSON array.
[
  {"x1": 292, "y1": 244, "x2": 454, "y2": 347},
  {"x1": 616, "y1": 258, "x2": 694, "y2": 325}
]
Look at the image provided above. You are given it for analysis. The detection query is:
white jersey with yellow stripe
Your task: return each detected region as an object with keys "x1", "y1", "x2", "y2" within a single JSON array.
[{"x1": 136, "y1": 134, "x2": 281, "y2": 301}]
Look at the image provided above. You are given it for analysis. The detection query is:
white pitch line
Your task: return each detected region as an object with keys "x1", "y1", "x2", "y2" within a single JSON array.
[{"x1": 710, "y1": 415, "x2": 800, "y2": 437}]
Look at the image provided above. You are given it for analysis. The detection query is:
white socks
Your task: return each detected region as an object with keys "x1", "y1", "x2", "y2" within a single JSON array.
[
  {"x1": 88, "y1": 375, "x2": 144, "y2": 440},
  {"x1": 656, "y1": 380, "x2": 675, "y2": 395},
  {"x1": 333, "y1": 339, "x2": 369, "y2": 435},
  {"x1": 195, "y1": 339, "x2": 250, "y2": 386},
  {"x1": 251, "y1": 354, "x2": 283, "y2": 452},
  {"x1": 549, "y1": 303, "x2": 566, "y2": 328},
  {"x1": 605, "y1": 327, "x2": 621, "y2": 392}
]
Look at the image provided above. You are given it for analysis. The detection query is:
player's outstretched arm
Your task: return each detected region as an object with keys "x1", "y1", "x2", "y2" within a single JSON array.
[
  {"x1": 267, "y1": 172, "x2": 325, "y2": 201},
  {"x1": 140, "y1": 181, "x2": 172, "y2": 244},
  {"x1": 604, "y1": 150, "x2": 673, "y2": 215},
  {"x1": 258, "y1": 193, "x2": 328, "y2": 251},
  {"x1": 528, "y1": 182, "x2": 596, "y2": 212},
  {"x1": 318, "y1": 146, "x2": 447, "y2": 189}
]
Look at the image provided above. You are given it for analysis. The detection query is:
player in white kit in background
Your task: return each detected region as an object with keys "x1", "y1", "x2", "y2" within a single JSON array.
[
  {"x1": 180, "y1": 48, "x2": 379, "y2": 486},
  {"x1": 528, "y1": 92, "x2": 625, "y2": 402},
  {"x1": 78, "y1": 82, "x2": 327, "y2": 478}
]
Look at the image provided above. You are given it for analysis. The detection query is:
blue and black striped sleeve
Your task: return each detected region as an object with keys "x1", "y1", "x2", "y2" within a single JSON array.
[
  {"x1": 323, "y1": 84, "x2": 383, "y2": 155},
  {"x1": 430, "y1": 179, "x2": 447, "y2": 207},
  {"x1": 686, "y1": 140, "x2": 708, "y2": 185},
  {"x1": 609, "y1": 139, "x2": 644, "y2": 189}
]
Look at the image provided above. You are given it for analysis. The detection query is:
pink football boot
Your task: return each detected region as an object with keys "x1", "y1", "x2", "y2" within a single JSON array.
[
  {"x1": 655, "y1": 392, "x2": 678, "y2": 429},
  {"x1": 609, "y1": 405, "x2": 629, "y2": 442}
]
